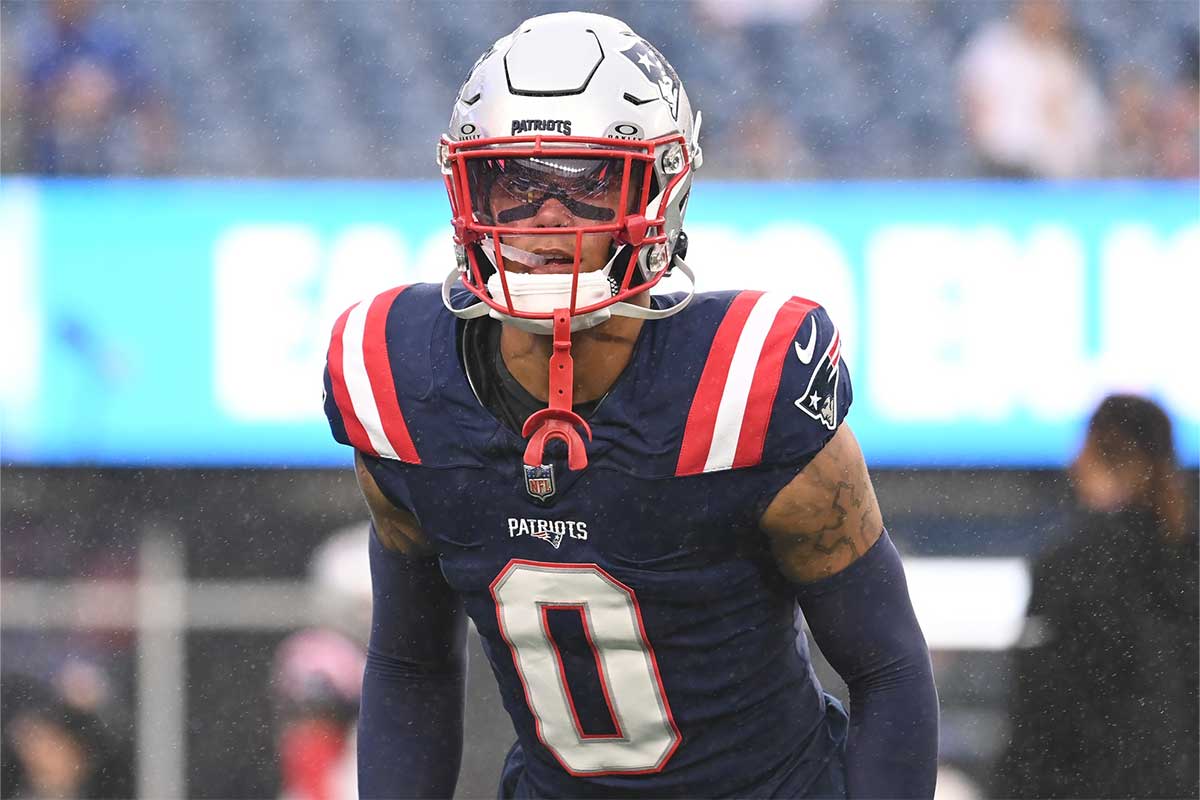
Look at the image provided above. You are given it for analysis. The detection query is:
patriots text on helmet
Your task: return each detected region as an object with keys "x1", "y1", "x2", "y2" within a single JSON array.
[{"x1": 510, "y1": 119, "x2": 573, "y2": 136}]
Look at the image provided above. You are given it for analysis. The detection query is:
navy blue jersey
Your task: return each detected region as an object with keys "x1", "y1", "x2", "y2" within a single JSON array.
[{"x1": 324, "y1": 284, "x2": 854, "y2": 798}]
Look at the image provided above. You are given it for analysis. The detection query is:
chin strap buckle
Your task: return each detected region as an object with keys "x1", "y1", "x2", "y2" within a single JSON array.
[{"x1": 521, "y1": 309, "x2": 592, "y2": 470}]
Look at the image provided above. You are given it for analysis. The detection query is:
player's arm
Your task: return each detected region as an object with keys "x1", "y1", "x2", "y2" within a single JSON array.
[
  {"x1": 760, "y1": 424, "x2": 883, "y2": 581},
  {"x1": 355, "y1": 452, "x2": 467, "y2": 800},
  {"x1": 761, "y1": 425, "x2": 939, "y2": 799},
  {"x1": 356, "y1": 452, "x2": 432, "y2": 555}
]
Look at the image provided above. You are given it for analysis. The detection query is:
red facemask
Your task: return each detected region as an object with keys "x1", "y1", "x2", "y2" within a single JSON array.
[{"x1": 441, "y1": 133, "x2": 694, "y2": 469}]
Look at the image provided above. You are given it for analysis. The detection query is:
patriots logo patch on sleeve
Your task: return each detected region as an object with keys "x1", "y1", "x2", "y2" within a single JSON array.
[{"x1": 794, "y1": 321, "x2": 842, "y2": 431}]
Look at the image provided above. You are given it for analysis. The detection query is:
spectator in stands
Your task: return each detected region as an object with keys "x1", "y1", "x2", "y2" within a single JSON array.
[
  {"x1": 1104, "y1": 34, "x2": 1198, "y2": 180},
  {"x1": 271, "y1": 523, "x2": 371, "y2": 800},
  {"x1": 956, "y1": 0, "x2": 1107, "y2": 179},
  {"x1": 1102, "y1": 66, "x2": 1159, "y2": 178},
  {"x1": 1157, "y1": 27, "x2": 1199, "y2": 178},
  {"x1": 22, "y1": 0, "x2": 173, "y2": 175},
  {"x1": 726, "y1": 103, "x2": 818, "y2": 180},
  {"x1": 992, "y1": 394, "x2": 1199, "y2": 799},
  {"x1": 1, "y1": 24, "x2": 29, "y2": 173},
  {"x1": 1, "y1": 666, "x2": 134, "y2": 799}
]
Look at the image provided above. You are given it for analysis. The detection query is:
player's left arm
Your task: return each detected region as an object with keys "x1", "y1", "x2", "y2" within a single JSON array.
[
  {"x1": 761, "y1": 424, "x2": 939, "y2": 799},
  {"x1": 760, "y1": 424, "x2": 883, "y2": 581}
]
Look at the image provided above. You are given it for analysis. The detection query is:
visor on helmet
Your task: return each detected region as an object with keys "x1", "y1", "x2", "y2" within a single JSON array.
[{"x1": 468, "y1": 156, "x2": 642, "y2": 226}]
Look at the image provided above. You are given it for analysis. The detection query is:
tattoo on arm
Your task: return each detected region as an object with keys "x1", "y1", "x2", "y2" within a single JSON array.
[{"x1": 760, "y1": 425, "x2": 883, "y2": 583}]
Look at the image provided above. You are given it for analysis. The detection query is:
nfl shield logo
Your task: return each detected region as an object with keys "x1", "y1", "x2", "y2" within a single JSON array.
[{"x1": 524, "y1": 464, "x2": 555, "y2": 501}]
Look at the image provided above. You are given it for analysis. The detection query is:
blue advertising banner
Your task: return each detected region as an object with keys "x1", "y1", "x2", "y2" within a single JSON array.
[{"x1": 1, "y1": 178, "x2": 1196, "y2": 467}]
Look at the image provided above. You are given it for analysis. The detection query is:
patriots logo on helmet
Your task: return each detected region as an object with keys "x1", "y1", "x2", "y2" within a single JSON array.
[
  {"x1": 794, "y1": 323, "x2": 842, "y2": 431},
  {"x1": 524, "y1": 463, "x2": 556, "y2": 501},
  {"x1": 618, "y1": 37, "x2": 681, "y2": 120}
]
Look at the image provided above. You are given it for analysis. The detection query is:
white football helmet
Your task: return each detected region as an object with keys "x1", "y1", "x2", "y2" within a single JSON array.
[{"x1": 439, "y1": 12, "x2": 702, "y2": 333}]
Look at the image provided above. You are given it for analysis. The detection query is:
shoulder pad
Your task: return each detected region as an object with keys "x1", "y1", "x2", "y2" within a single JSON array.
[
  {"x1": 323, "y1": 285, "x2": 424, "y2": 463},
  {"x1": 675, "y1": 292, "x2": 851, "y2": 475}
]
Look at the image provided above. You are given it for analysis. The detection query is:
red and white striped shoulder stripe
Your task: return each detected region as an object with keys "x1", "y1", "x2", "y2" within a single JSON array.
[
  {"x1": 327, "y1": 286, "x2": 421, "y2": 463},
  {"x1": 675, "y1": 291, "x2": 818, "y2": 476}
]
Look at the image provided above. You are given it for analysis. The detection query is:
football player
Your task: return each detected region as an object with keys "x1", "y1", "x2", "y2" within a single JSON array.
[{"x1": 324, "y1": 12, "x2": 938, "y2": 799}]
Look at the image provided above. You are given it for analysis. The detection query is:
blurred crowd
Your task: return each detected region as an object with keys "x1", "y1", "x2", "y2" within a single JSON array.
[
  {"x1": 958, "y1": 0, "x2": 1196, "y2": 178},
  {"x1": 1, "y1": 659, "x2": 134, "y2": 799},
  {"x1": 1, "y1": 0, "x2": 1196, "y2": 180},
  {"x1": 1, "y1": 0, "x2": 172, "y2": 176}
]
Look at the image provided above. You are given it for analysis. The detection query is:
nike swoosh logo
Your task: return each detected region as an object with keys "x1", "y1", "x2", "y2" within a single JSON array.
[{"x1": 794, "y1": 319, "x2": 817, "y2": 364}]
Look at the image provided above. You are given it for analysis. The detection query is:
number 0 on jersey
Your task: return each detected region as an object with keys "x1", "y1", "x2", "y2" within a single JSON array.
[{"x1": 490, "y1": 561, "x2": 682, "y2": 775}]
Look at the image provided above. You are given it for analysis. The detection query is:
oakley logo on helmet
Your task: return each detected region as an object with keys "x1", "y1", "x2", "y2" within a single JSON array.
[
  {"x1": 606, "y1": 121, "x2": 644, "y2": 140},
  {"x1": 618, "y1": 38, "x2": 681, "y2": 120},
  {"x1": 511, "y1": 119, "x2": 573, "y2": 136}
]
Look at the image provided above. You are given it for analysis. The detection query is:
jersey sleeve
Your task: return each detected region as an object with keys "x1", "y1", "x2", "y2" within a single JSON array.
[
  {"x1": 674, "y1": 293, "x2": 852, "y2": 476},
  {"x1": 321, "y1": 286, "x2": 422, "y2": 464},
  {"x1": 759, "y1": 303, "x2": 852, "y2": 466}
]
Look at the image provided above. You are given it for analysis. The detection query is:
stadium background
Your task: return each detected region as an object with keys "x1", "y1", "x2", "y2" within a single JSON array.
[{"x1": 1, "y1": 0, "x2": 1197, "y2": 798}]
